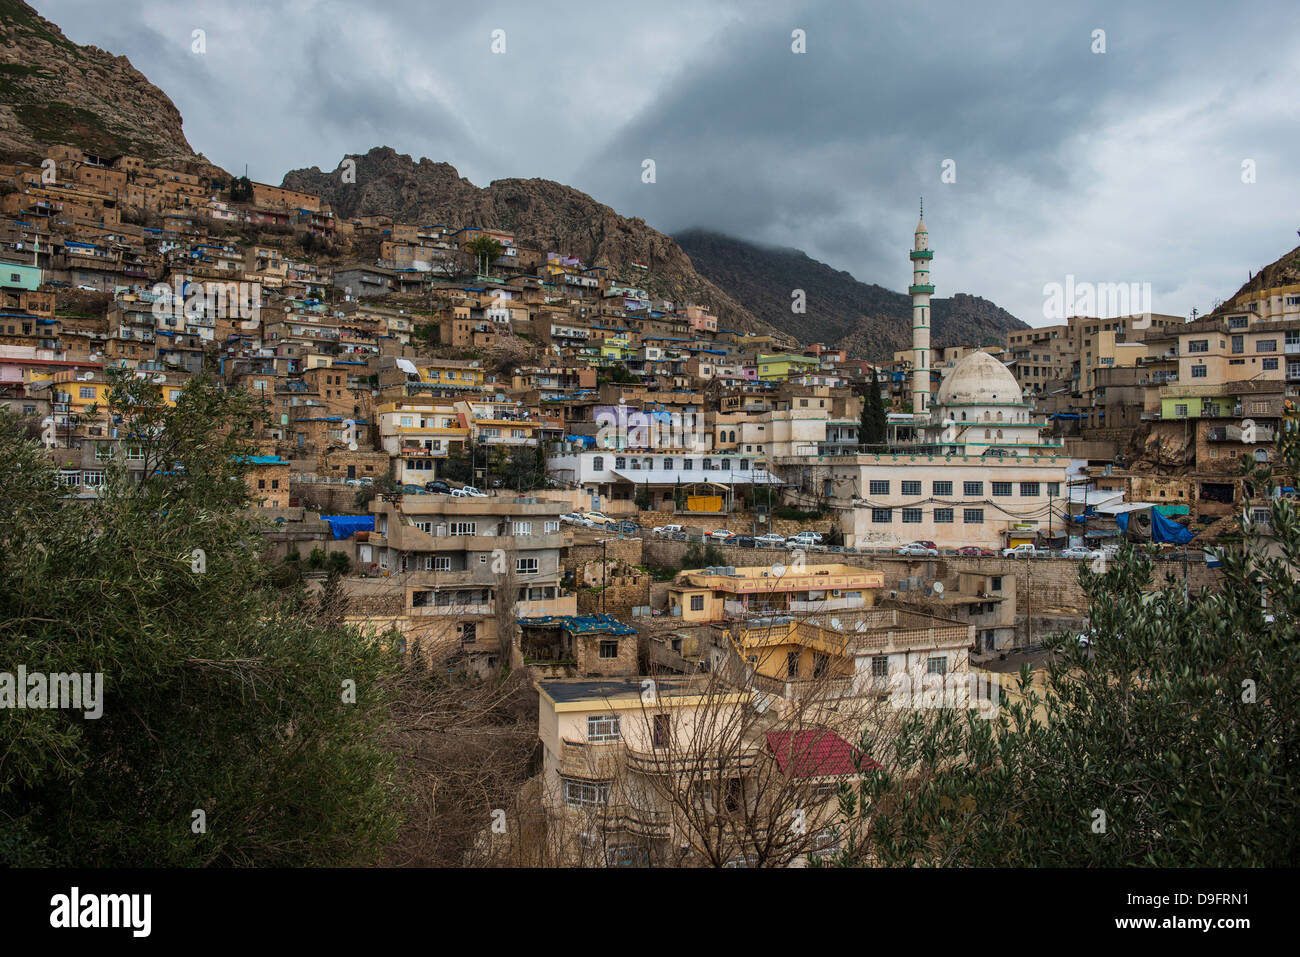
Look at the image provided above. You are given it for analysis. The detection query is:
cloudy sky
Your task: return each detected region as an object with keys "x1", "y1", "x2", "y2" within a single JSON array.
[{"x1": 36, "y1": 0, "x2": 1300, "y2": 324}]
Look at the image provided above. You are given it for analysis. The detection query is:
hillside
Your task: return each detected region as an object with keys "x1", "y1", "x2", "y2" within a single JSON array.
[
  {"x1": 1214, "y1": 241, "x2": 1300, "y2": 313},
  {"x1": 282, "y1": 148, "x2": 783, "y2": 338},
  {"x1": 674, "y1": 229, "x2": 1028, "y2": 360},
  {"x1": 0, "y1": 0, "x2": 223, "y2": 176}
]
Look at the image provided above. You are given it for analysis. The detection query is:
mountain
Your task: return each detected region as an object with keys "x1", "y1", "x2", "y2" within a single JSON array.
[
  {"x1": 0, "y1": 0, "x2": 223, "y2": 176},
  {"x1": 1213, "y1": 242, "x2": 1300, "y2": 313},
  {"x1": 674, "y1": 229, "x2": 1028, "y2": 360},
  {"x1": 282, "y1": 148, "x2": 781, "y2": 338}
]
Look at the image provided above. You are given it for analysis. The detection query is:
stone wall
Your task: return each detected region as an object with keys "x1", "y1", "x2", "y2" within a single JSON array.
[{"x1": 640, "y1": 538, "x2": 1222, "y2": 618}]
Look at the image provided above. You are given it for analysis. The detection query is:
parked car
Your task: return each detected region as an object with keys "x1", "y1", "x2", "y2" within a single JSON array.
[
  {"x1": 1060, "y1": 545, "x2": 1104, "y2": 560},
  {"x1": 1002, "y1": 543, "x2": 1040, "y2": 558},
  {"x1": 613, "y1": 521, "x2": 641, "y2": 535},
  {"x1": 459, "y1": 485, "x2": 487, "y2": 497},
  {"x1": 754, "y1": 532, "x2": 786, "y2": 547},
  {"x1": 898, "y1": 542, "x2": 939, "y2": 557},
  {"x1": 956, "y1": 545, "x2": 995, "y2": 557},
  {"x1": 709, "y1": 529, "x2": 736, "y2": 541},
  {"x1": 450, "y1": 488, "x2": 470, "y2": 498},
  {"x1": 786, "y1": 531, "x2": 823, "y2": 549},
  {"x1": 559, "y1": 512, "x2": 584, "y2": 525},
  {"x1": 733, "y1": 535, "x2": 756, "y2": 548},
  {"x1": 654, "y1": 524, "x2": 684, "y2": 537},
  {"x1": 583, "y1": 511, "x2": 616, "y2": 526},
  {"x1": 400, "y1": 484, "x2": 426, "y2": 495},
  {"x1": 424, "y1": 480, "x2": 452, "y2": 494}
]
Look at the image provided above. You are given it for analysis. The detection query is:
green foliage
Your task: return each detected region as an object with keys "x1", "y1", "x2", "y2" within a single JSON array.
[
  {"x1": 683, "y1": 541, "x2": 728, "y2": 568},
  {"x1": 0, "y1": 374, "x2": 402, "y2": 866},
  {"x1": 464, "y1": 235, "x2": 503, "y2": 276},
  {"x1": 773, "y1": 505, "x2": 824, "y2": 521},
  {"x1": 634, "y1": 482, "x2": 651, "y2": 511},
  {"x1": 860, "y1": 368, "x2": 888, "y2": 445},
  {"x1": 844, "y1": 411, "x2": 1300, "y2": 867}
]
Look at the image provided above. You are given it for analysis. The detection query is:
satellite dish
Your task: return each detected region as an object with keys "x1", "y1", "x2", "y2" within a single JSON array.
[{"x1": 933, "y1": 582, "x2": 945, "y2": 595}]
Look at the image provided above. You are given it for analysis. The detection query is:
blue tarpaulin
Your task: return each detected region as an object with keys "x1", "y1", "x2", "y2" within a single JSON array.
[
  {"x1": 1151, "y1": 508, "x2": 1195, "y2": 544},
  {"x1": 320, "y1": 515, "x2": 374, "y2": 539}
]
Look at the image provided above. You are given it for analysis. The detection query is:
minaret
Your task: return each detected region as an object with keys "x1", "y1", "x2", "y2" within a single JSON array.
[{"x1": 908, "y1": 199, "x2": 934, "y2": 420}]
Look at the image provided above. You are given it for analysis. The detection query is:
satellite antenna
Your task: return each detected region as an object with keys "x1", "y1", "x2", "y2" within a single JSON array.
[{"x1": 933, "y1": 582, "x2": 945, "y2": 595}]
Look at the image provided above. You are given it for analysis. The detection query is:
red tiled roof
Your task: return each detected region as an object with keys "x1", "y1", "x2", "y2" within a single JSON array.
[{"x1": 765, "y1": 729, "x2": 879, "y2": 778}]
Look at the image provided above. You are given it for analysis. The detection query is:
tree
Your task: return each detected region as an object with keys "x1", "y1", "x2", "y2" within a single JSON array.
[
  {"x1": 465, "y1": 235, "x2": 504, "y2": 277},
  {"x1": 860, "y1": 368, "x2": 887, "y2": 446},
  {"x1": 834, "y1": 409, "x2": 1300, "y2": 867},
  {"x1": 0, "y1": 375, "x2": 402, "y2": 866}
]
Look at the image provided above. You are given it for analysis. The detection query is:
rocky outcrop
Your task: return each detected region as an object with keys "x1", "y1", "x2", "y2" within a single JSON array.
[
  {"x1": 282, "y1": 147, "x2": 779, "y2": 336},
  {"x1": 0, "y1": 0, "x2": 223, "y2": 177}
]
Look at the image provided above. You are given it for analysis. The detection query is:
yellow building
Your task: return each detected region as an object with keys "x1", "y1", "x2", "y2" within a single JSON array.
[{"x1": 668, "y1": 563, "x2": 885, "y2": 622}]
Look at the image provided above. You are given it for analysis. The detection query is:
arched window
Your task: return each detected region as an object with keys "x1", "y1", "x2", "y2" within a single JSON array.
[
  {"x1": 985, "y1": 429, "x2": 991, "y2": 439},
  {"x1": 593, "y1": 456, "x2": 604, "y2": 470},
  {"x1": 960, "y1": 412, "x2": 967, "y2": 421},
  {"x1": 996, "y1": 411, "x2": 1004, "y2": 421},
  {"x1": 615, "y1": 457, "x2": 626, "y2": 469},
  {"x1": 996, "y1": 429, "x2": 1003, "y2": 439}
]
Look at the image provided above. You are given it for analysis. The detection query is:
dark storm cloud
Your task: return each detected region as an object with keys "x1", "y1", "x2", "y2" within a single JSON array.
[{"x1": 34, "y1": 0, "x2": 1300, "y2": 320}]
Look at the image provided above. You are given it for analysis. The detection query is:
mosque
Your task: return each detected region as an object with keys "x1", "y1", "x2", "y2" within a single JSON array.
[{"x1": 811, "y1": 208, "x2": 1072, "y2": 550}]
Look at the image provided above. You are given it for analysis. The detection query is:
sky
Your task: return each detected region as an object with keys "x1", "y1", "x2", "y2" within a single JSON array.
[{"x1": 34, "y1": 0, "x2": 1300, "y2": 325}]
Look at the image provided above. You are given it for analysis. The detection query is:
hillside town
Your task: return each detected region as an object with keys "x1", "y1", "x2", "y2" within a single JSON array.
[{"x1": 1, "y1": 141, "x2": 1293, "y2": 868}]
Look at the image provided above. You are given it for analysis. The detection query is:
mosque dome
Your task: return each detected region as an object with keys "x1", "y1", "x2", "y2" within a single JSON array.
[{"x1": 934, "y1": 350, "x2": 1023, "y2": 406}]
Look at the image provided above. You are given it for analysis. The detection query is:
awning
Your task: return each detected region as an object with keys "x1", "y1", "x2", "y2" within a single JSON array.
[
  {"x1": 1096, "y1": 502, "x2": 1156, "y2": 515},
  {"x1": 610, "y1": 468, "x2": 783, "y2": 486}
]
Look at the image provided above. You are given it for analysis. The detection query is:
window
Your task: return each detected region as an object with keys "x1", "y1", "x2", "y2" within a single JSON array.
[
  {"x1": 1174, "y1": 404, "x2": 1189, "y2": 417},
  {"x1": 1192, "y1": 365, "x2": 1207, "y2": 378},
  {"x1": 1228, "y1": 316, "x2": 1248, "y2": 329},
  {"x1": 662, "y1": 458, "x2": 672, "y2": 470},
  {"x1": 990, "y1": 576, "x2": 1003, "y2": 591},
  {"x1": 1020, "y1": 482, "x2": 1040, "y2": 496},
  {"x1": 872, "y1": 655, "x2": 890, "y2": 677},
  {"x1": 1188, "y1": 339, "x2": 1209, "y2": 353},
  {"x1": 690, "y1": 594, "x2": 704, "y2": 611},
  {"x1": 450, "y1": 522, "x2": 476, "y2": 536},
  {"x1": 563, "y1": 779, "x2": 609, "y2": 806},
  {"x1": 964, "y1": 508, "x2": 984, "y2": 524},
  {"x1": 933, "y1": 480, "x2": 953, "y2": 496},
  {"x1": 1231, "y1": 336, "x2": 1244, "y2": 354},
  {"x1": 927, "y1": 656, "x2": 948, "y2": 675},
  {"x1": 869, "y1": 480, "x2": 890, "y2": 495},
  {"x1": 512, "y1": 521, "x2": 532, "y2": 536},
  {"x1": 515, "y1": 557, "x2": 539, "y2": 574},
  {"x1": 544, "y1": 520, "x2": 560, "y2": 533},
  {"x1": 1257, "y1": 339, "x2": 1277, "y2": 353},
  {"x1": 587, "y1": 715, "x2": 621, "y2": 742},
  {"x1": 592, "y1": 456, "x2": 604, "y2": 470},
  {"x1": 992, "y1": 482, "x2": 1012, "y2": 496},
  {"x1": 433, "y1": 556, "x2": 451, "y2": 571},
  {"x1": 902, "y1": 480, "x2": 921, "y2": 496},
  {"x1": 872, "y1": 508, "x2": 893, "y2": 523},
  {"x1": 902, "y1": 508, "x2": 922, "y2": 523},
  {"x1": 934, "y1": 508, "x2": 954, "y2": 523},
  {"x1": 963, "y1": 481, "x2": 983, "y2": 496},
  {"x1": 598, "y1": 639, "x2": 619, "y2": 659},
  {"x1": 79, "y1": 386, "x2": 96, "y2": 399},
  {"x1": 1263, "y1": 358, "x2": 1278, "y2": 370},
  {"x1": 615, "y1": 457, "x2": 626, "y2": 469},
  {"x1": 1047, "y1": 482, "x2": 1060, "y2": 497}
]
